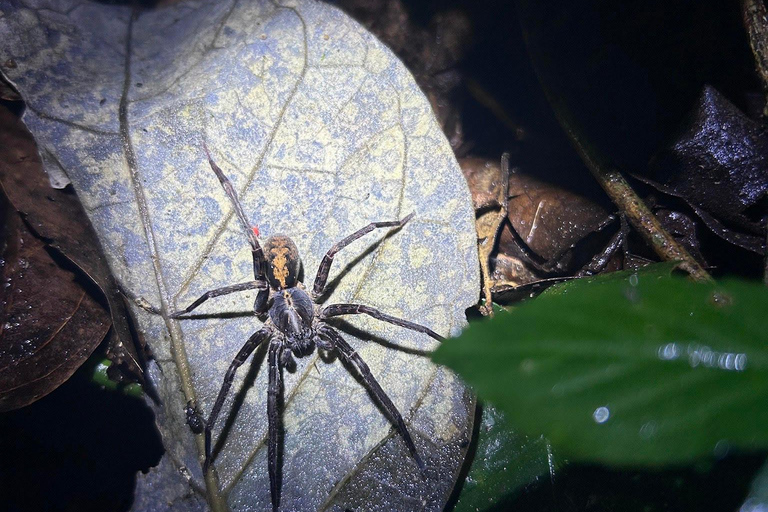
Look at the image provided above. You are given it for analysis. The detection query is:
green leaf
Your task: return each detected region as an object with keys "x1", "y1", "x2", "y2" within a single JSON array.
[
  {"x1": 434, "y1": 265, "x2": 768, "y2": 466},
  {"x1": 90, "y1": 358, "x2": 144, "y2": 399},
  {"x1": 453, "y1": 406, "x2": 557, "y2": 512},
  {"x1": 741, "y1": 458, "x2": 768, "y2": 511},
  {"x1": 1, "y1": 1, "x2": 479, "y2": 510}
]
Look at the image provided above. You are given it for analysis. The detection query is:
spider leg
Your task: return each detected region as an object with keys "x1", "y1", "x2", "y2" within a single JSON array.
[
  {"x1": 171, "y1": 281, "x2": 267, "y2": 318},
  {"x1": 203, "y1": 144, "x2": 267, "y2": 282},
  {"x1": 311, "y1": 213, "x2": 414, "y2": 299},
  {"x1": 321, "y1": 303, "x2": 444, "y2": 342},
  {"x1": 319, "y1": 326, "x2": 425, "y2": 472},
  {"x1": 202, "y1": 326, "x2": 273, "y2": 472},
  {"x1": 267, "y1": 340, "x2": 283, "y2": 512}
]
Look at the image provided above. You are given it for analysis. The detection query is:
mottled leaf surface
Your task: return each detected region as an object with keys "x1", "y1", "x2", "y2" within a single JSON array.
[{"x1": 0, "y1": 1, "x2": 478, "y2": 510}]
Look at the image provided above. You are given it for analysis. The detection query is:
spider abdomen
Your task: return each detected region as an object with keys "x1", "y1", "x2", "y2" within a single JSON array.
[
  {"x1": 264, "y1": 235, "x2": 300, "y2": 289},
  {"x1": 270, "y1": 287, "x2": 314, "y2": 339}
]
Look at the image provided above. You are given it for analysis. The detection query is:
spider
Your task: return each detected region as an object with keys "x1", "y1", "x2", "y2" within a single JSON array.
[{"x1": 173, "y1": 146, "x2": 444, "y2": 511}]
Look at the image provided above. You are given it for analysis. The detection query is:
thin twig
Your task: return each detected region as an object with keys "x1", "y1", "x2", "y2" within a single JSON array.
[
  {"x1": 516, "y1": 0, "x2": 711, "y2": 282},
  {"x1": 564, "y1": 126, "x2": 711, "y2": 282},
  {"x1": 477, "y1": 153, "x2": 511, "y2": 316},
  {"x1": 741, "y1": 0, "x2": 768, "y2": 115},
  {"x1": 465, "y1": 78, "x2": 527, "y2": 141},
  {"x1": 764, "y1": 218, "x2": 768, "y2": 286}
]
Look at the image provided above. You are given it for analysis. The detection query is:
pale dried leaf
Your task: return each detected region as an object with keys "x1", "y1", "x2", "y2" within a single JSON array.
[{"x1": 0, "y1": 1, "x2": 479, "y2": 510}]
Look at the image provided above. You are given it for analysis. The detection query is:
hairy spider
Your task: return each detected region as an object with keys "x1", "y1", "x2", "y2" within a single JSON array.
[{"x1": 174, "y1": 147, "x2": 444, "y2": 511}]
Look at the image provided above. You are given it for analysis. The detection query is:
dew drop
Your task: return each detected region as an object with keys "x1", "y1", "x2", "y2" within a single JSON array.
[
  {"x1": 684, "y1": 343, "x2": 747, "y2": 371},
  {"x1": 592, "y1": 406, "x2": 610, "y2": 424},
  {"x1": 709, "y1": 290, "x2": 733, "y2": 308},
  {"x1": 657, "y1": 342, "x2": 680, "y2": 361}
]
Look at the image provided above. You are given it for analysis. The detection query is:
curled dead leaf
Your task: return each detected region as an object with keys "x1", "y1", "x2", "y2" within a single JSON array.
[
  {"x1": 0, "y1": 197, "x2": 110, "y2": 411},
  {"x1": 646, "y1": 86, "x2": 767, "y2": 255},
  {"x1": 0, "y1": 102, "x2": 147, "y2": 388}
]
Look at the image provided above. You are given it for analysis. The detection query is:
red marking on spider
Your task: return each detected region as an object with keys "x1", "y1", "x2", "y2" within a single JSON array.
[{"x1": 252, "y1": 226, "x2": 260, "y2": 237}]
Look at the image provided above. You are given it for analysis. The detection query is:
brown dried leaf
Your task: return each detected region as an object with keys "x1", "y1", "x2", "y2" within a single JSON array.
[
  {"x1": 498, "y1": 172, "x2": 610, "y2": 281},
  {"x1": 0, "y1": 198, "x2": 110, "y2": 411},
  {"x1": 462, "y1": 156, "x2": 506, "y2": 211},
  {"x1": 460, "y1": 156, "x2": 509, "y2": 314},
  {"x1": 490, "y1": 252, "x2": 537, "y2": 288},
  {"x1": 461, "y1": 157, "x2": 616, "y2": 298},
  {"x1": 503, "y1": 173, "x2": 608, "y2": 261},
  {"x1": 0, "y1": 103, "x2": 146, "y2": 386}
]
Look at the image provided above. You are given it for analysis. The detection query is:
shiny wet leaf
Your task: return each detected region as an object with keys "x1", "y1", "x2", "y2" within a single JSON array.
[
  {"x1": 453, "y1": 406, "x2": 557, "y2": 512},
  {"x1": 434, "y1": 264, "x2": 768, "y2": 466},
  {"x1": 0, "y1": 195, "x2": 110, "y2": 411},
  {"x1": 646, "y1": 86, "x2": 768, "y2": 255}
]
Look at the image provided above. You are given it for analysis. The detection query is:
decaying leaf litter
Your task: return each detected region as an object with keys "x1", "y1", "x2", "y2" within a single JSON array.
[
  {"x1": 0, "y1": 174, "x2": 110, "y2": 412},
  {"x1": 0, "y1": 99, "x2": 148, "y2": 411}
]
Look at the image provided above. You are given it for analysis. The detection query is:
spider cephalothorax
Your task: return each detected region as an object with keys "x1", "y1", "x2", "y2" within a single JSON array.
[{"x1": 173, "y1": 146, "x2": 444, "y2": 511}]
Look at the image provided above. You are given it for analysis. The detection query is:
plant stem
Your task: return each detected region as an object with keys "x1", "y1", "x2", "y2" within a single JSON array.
[
  {"x1": 741, "y1": 0, "x2": 768, "y2": 116},
  {"x1": 764, "y1": 219, "x2": 768, "y2": 286},
  {"x1": 516, "y1": 0, "x2": 711, "y2": 282},
  {"x1": 561, "y1": 123, "x2": 711, "y2": 283}
]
